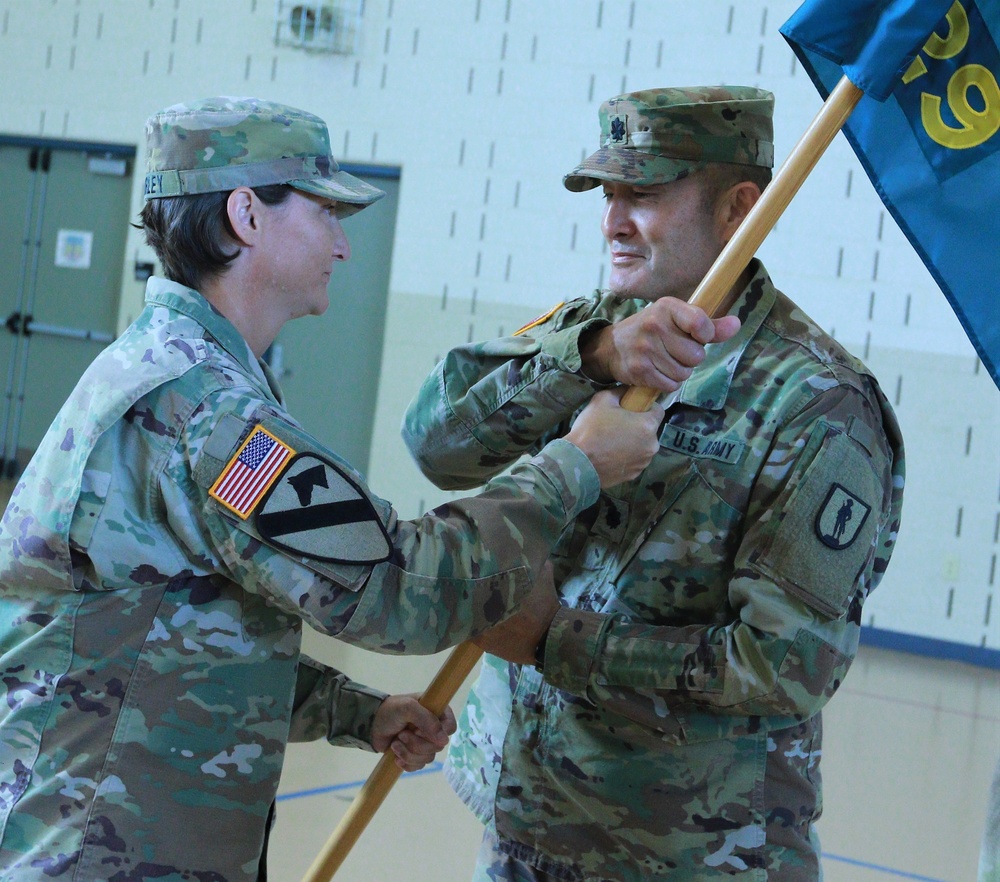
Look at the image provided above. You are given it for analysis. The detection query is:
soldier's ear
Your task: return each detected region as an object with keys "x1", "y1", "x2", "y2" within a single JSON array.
[
  {"x1": 716, "y1": 181, "x2": 760, "y2": 244},
  {"x1": 226, "y1": 187, "x2": 259, "y2": 246}
]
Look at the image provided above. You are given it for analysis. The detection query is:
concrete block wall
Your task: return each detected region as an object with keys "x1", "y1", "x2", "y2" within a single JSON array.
[{"x1": 1, "y1": 0, "x2": 996, "y2": 656}]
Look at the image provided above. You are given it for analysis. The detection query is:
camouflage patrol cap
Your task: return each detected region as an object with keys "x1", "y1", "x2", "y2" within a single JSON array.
[
  {"x1": 563, "y1": 86, "x2": 774, "y2": 192},
  {"x1": 143, "y1": 96, "x2": 384, "y2": 215}
]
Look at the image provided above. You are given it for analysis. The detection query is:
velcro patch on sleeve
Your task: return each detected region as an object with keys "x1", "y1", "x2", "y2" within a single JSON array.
[
  {"x1": 752, "y1": 426, "x2": 883, "y2": 619},
  {"x1": 255, "y1": 452, "x2": 392, "y2": 565},
  {"x1": 209, "y1": 424, "x2": 295, "y2": 519}
]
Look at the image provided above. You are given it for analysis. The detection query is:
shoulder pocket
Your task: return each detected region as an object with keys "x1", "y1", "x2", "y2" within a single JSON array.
[{"x1": 752, "y1": 424, "x2": 883, "y2": 618}]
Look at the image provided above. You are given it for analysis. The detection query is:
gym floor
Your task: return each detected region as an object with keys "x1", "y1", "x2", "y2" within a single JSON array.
[{"x1": 271, "y1": 637, "x2": 1000, "y2": 882}]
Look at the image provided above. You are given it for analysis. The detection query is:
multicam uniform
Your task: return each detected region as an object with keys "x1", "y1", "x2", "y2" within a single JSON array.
[
  {"x1": 0, "y1": 278, "x2": 600, "y2": 881},
  {"x1": 403, "y1": 261, "x2": 905, "y2": 880}
]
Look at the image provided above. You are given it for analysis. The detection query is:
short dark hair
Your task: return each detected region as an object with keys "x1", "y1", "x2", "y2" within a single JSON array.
[
  {"x1": 138, "y1": 184, "x2": 294, "y2": 290},
  {"x1": 697, "y1": 162, "x2": 772, "y2": 209}
]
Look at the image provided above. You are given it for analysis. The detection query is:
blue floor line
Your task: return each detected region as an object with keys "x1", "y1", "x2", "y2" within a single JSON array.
[
  {"x1": 276, "y1": 761, "x2": 443, "y2": 802},
  {"x1": 279, "y1": 764, "x2": 952, "y2": 881},
  {"x1": 822, "y1": 852, "x2": 948, "y2": 881}
]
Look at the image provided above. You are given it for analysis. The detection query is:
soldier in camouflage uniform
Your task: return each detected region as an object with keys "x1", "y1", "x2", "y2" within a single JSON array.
[
  {"x1": 403, "y1": 86, "x2": 906, "y2": 880},
  {"x1": 0, "y1": 97, "x2": 667, "y2": 881}
]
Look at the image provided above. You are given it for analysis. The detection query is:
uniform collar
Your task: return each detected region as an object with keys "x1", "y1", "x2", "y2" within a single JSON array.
[
  {"x1": 671, "y1": 259, "x2": 775, "y2": 411},
  {"x1": 143, "y1": 276, "x2": 276, "y2": 395}
]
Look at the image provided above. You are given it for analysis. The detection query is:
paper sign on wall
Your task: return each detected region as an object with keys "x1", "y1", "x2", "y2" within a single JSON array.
[{"x1": 55, "y1": 229, "x2": 93, "y2": 270}]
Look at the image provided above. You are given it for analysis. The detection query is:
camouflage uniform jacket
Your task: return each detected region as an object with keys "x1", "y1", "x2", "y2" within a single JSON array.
[
  {"x1": 0, "y1": 278, "x2": 600, "y2": 881},
  {"x1": 403, "y1": 261, "x2": 905, "y2": 881}
]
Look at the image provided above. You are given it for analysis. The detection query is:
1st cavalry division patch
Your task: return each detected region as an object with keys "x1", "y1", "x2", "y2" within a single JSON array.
[
  {"x1": 255, "y1": 453, "x2": 392, "y2": 565},
  {"x1": 209, "y1": 424, "x2": 392, "y2": 565}
]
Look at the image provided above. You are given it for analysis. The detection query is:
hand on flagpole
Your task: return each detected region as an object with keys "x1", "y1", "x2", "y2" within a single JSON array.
[
  {"x1": 371, "y1": 694, "x2": 457, "y2": 772},
  {"x1": 580, "y1": 298, "x2": 740, "y2": 392},
  {"x1": 300, "y1": 641, "x2": 484, "y2": 882},
  {"x1": 563, "y1": 389, "x2": 665, "y2": 488}
]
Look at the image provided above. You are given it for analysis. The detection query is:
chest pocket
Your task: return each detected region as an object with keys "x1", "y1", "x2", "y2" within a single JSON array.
[
  {"x1": 604, "y1": 406, "x2": 755, "y2": 615},
  {"x1": 608, "y1": 464, "x2": 746, "y2": 625}
]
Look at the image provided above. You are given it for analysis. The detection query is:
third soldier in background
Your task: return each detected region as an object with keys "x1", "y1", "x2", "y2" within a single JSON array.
[{"x1": 403, "y1": 86, "x2": 905, "y2": 880}]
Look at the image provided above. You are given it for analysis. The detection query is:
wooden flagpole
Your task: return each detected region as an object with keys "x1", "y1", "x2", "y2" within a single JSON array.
[
  {"x1": 300, "y1": 640, "x2": 483, "y2": 882},
  {"x1": 301, "y1": 74, "x2": 863, "y2": 882}
]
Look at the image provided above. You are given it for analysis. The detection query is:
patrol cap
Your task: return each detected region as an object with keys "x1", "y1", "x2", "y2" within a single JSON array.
[
  {"x1": 143, "y1": 96, "x2": 384, "y2": 215},
  {"x1": 563, "y1": 85, "x2": 774, "y2": 192}
]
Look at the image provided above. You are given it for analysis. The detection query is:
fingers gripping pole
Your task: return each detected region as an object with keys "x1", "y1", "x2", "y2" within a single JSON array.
[
  {"x1": 619, "y1": 385, "x2": 661, "y2": 414},
  {"x1": 300, "y1": 640, "x2": 485, "y2": 882},
  {"x1": 620, "y1": 75, "x2": 863, "y2": 414}
]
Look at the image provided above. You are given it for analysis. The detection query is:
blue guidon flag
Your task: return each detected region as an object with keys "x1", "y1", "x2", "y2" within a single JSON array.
[
  {"x1": 210, "y1": 425, "x2": 295, "y2": 519},
  {"x1": 781, "y1": 0, "x2": 1000, "y2": 388}
]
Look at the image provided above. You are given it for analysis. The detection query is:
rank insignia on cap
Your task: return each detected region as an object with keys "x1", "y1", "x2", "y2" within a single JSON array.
[
  {"x1": 815, "y1": 483, "x2": 872, "y2": 550},
  {"x1": 255, "y1": 453, "x2": 391, "y2": 565},
  {"x1": 210, "y1": 425, "x2": 295, "y2": 519},
  {"x1": 610, "y1": 116, "x2": 626, "y2": 142}
]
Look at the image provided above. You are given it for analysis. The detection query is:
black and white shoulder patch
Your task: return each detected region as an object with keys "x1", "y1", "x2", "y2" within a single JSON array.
[
  {"x1": 815, "y1": 483, "x2": 872, "y2": 550},
  {"x1": 751, "y1": 423, "x2": 883, "y2": 619},
  {"x1": 254, "y1": 452, "x2": 392, "y2": 565}
]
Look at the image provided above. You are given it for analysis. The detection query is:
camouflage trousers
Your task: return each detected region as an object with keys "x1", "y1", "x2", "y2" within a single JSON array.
[
  {"x1": 472, "y1": 828, "x2": 613, "y2": 882},
  {"x1": 473, "y1": 829, "x2": 560, "y2": 882}
]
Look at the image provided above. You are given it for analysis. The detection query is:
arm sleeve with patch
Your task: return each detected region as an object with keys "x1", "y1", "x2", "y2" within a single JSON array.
[
  {"x1": 543, "y1": 382, "x2": 901, "y2": 732},
  {"x1": 749, "y1": 416, "x2": 884, "y2": 618},
  {"x1": 186, "y1": 400, "x2": 600, "y2": 656}
]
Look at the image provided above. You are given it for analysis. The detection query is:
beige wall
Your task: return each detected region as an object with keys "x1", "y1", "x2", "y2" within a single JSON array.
[{"x1": 1, "y1": 0, "x2": 996, "y2": 653}]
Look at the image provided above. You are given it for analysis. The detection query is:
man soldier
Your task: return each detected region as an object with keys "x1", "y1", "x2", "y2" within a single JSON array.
[{"x1": 405, "y1": 86, "x2": 905, "y2": 880}]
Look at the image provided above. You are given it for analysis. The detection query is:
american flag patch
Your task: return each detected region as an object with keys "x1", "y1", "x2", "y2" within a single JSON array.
[{"x1": 209, "y1": 425, "x2": 295, "y2": 519}]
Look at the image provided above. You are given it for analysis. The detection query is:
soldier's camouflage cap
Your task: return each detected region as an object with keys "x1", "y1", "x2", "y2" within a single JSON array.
[
  {"x1": 143, "y1": 96, "x2": 384, "y2": 215},
  {"x1": 563, "y1": 85, "x2": 774, "y2": 191}
]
